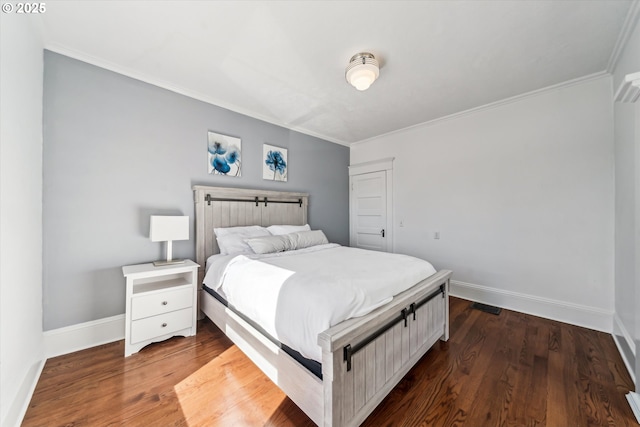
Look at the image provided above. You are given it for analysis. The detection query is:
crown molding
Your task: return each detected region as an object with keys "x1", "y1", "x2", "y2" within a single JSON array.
[
  {"x1": 44, "y1": 43, "x2": 350, "y2": 147},
  {"x1": 607, "y1": 0, "x2": 640, "y2": 73},
  {"x1": 351, "y1": 71, "x2": 610, "y2": 147}
]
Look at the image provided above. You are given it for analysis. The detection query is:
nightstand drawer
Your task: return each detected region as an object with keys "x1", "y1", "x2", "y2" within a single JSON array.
[
  {"x1": 131, "y1": 286, "x2": 192, "y2": 320},
  {"x1": 130, "y1": 308, "x2": 193, "y2": 344}
]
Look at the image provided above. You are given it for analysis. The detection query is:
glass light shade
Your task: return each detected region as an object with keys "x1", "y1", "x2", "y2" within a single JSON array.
[
  {"x1": 345, "y1": 53, "x2": 380, "y2": 91},
  {"x1": 348, "y1": 66, "x2": 378, "y2": 91}
]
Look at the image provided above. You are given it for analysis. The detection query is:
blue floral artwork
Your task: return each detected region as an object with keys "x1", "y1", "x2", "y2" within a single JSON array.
[
  {"x1": 263, "y1": 144, "x2": 288, "y2": 182},
  {"x1": 208, "y1": 131, "x2": 241, "y2": 177}
]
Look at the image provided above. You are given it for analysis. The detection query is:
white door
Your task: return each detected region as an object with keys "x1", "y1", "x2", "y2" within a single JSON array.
[{"x1": 350, "y1": 171, "x2": 389, "y2": 251}]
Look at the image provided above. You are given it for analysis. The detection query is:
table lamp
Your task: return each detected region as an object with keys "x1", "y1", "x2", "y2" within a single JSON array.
[{"x1": 150, "y1": 215, "x2": 189, "y2": 266}]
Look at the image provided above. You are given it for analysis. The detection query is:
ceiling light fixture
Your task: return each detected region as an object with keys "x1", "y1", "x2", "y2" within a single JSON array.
[{"x1": 345, "y1": 52, "x2": 379, "y2": 91}]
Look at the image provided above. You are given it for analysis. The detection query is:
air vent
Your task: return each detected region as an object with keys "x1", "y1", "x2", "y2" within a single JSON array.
[{"x1": 470, "y1": 302, "x2": 502, "y2": 315}]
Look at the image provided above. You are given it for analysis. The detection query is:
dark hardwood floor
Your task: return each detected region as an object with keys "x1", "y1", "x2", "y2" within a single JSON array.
[{"x1": 23, "y1": 297, "x2": 636, "y2": 426}]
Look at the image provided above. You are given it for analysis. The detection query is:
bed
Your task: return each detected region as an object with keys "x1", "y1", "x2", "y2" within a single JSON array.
[{"x1": 193, "y1": 185, "x2": 452, "y2": 427}]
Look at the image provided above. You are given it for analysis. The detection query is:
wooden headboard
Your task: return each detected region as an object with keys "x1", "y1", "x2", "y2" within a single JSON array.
[{"x1": 192, "y1": 185, "x2": 309, "y2": 278}]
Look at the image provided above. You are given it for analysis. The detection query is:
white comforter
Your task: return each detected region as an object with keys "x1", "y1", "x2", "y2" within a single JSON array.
[{"x1": 203, "y1": 244, "x2": 436, "y2": 362}]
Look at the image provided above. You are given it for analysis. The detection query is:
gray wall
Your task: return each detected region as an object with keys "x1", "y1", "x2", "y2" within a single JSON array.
[{"x1": 43, "y1": 51, "x2": 349, "y2": 331}]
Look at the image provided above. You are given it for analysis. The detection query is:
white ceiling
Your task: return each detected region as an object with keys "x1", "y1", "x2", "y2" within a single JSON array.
[{"x1": 40, "y1": 1, "x2": 634, "y2": 145}]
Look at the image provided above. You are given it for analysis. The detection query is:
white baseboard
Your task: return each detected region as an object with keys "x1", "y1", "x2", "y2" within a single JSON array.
[
  {"x1": 450, "y1": 280, "x2": 613, "y2": 333},
  {"x1": 44, "y1": 314, "x2": 125, "y2": 358},
  {"x1": 613, "y1": 335, "x2": 637, "y2": 386},
  {"x1": 614, "y1": 314, "x2": 637, "y2": 355},
  {"x1": 2, "y1": 358, "x2": 45, "y2": 427},
  {"x1": 627, "y1": 392, "x2": 640, "y2": 424},
  {"x1": 613, "y1": 314, "x2": 636, "y2": 385}
]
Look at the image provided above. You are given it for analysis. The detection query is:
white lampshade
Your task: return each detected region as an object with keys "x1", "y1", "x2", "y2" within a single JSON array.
[
  {"x1": 150, "y1": 216, "x2": 189, "y2": 242},
  {"x1": 150, "y1": 216, "x2": 189, "y2": 265},
  {"x1": 345, "y1": 52, "x2": 380, "y2": 91}
]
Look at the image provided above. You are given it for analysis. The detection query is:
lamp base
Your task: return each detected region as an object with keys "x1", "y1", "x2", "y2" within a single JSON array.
[{"x1": 153, "y1": 259, "x2": 185, "y2": 267}]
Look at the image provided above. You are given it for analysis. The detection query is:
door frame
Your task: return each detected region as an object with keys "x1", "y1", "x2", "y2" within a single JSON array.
[{"x1": 348, "y1": 157, "x2": 394, "y2": 252}]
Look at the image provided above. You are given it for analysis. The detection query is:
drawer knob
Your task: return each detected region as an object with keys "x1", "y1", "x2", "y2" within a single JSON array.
[
  {"x1": 161, "y1": 301, "x2": 168, "y2": 305},
  {"x1": 161, "y1": 323, "x2": 167, "y2": 328}
]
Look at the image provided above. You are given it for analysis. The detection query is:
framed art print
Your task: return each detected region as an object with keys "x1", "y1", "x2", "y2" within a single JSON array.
[
  {"x1": 208, "y1": 131, "x2": 241, "y2": 177},
  {"x1": 263, "y1": 144, "x2": 287, "y2": 182}
]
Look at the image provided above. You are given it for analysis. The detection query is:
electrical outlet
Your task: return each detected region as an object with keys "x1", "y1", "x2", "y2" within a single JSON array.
[
  {"x1": 434, "y1": 231, "x2": 440, "y2": 239},
  {"x1": 400, "y1": 220, "x2": 404, "y2": 227}
]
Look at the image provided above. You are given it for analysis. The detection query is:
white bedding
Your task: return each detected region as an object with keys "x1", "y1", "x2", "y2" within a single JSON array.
[{"x1": 203, "y1": 244, "x2": 437, "y2": 362}]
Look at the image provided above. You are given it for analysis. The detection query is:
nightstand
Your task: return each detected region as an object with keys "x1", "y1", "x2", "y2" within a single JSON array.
[{"x1": 122, "y1": 260, "x2": 199, "y2": 357}]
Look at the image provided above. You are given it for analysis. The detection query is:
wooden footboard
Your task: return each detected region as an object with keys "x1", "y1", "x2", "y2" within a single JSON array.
[{"x1": 319, "y1": 269, "x2": 452, "y2": 427}]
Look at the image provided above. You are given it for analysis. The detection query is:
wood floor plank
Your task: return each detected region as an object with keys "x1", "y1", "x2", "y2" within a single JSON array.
[
  {"x1": 23, "y1": 297, "x2": 636, "y2": 427},
  {"x1": 546, "y1": 323, "x2": 572, "y2": 427},
  {"x1": 463, "y1": 310, "x2": 525, "y2": 426}
]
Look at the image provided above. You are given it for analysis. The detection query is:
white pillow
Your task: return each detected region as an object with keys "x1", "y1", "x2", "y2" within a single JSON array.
[
  {"x1": 214, "y1": 225, "x2": 270, "y2": 255},
  {"x1": 288, "y1": 230, "x2": 329, "y2": 250},
  {"x1": 245, "y1": 235, "x2": 293, "y2": 254},
  {"x1": 214, "y1": 225, "x2": 269, "y2": 237},
  {"x1": 267, "y1": 224, "x2": 311, "y2": 236}
]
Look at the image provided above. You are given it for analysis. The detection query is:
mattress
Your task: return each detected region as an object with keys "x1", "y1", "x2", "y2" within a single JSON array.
[{"x1": 203, "y1": 243, "x2": 437, "y2": 363}]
